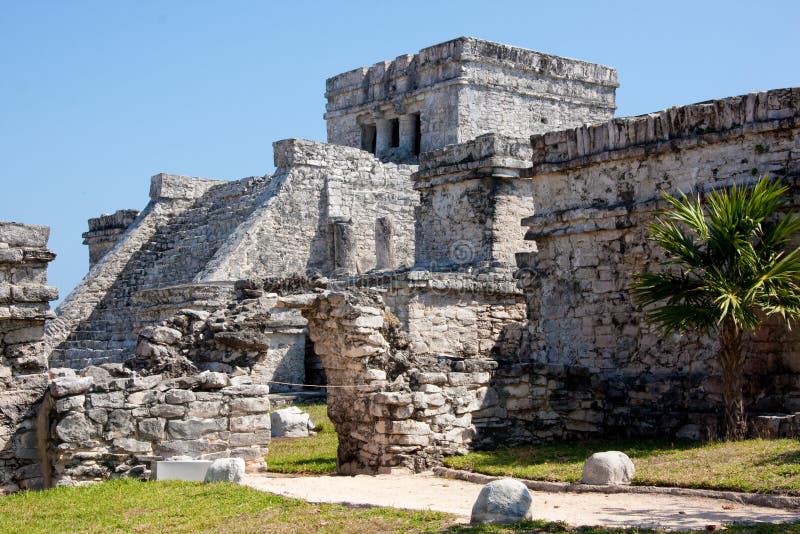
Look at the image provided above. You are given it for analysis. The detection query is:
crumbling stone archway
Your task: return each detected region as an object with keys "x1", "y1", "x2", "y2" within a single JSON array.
[{"x1": 278, "y1": 289, "x2": 494, "y2": 474}]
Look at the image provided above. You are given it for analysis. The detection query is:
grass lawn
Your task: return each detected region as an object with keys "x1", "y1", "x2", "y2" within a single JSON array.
[
  {"x1": 0, "y1": 479, "x2": 452, "y2": 533},
  {"x1": 2, "y1": 479, "x2": 799, "y2": 533},
  {"x1": 266, "y1": 404, "x2": 800, "y2": 494},
  {"x1": 266, "y1": 403, "x2": 338, "y2": 474},
  {"x1": 443, "y1": 438, "x2": 800, "y2": 494}
]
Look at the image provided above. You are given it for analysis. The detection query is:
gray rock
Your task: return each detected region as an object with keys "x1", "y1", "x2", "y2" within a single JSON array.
[
  {"x1": 203, "y1": 457, "x2": 245, "y2": 484},
  {"x1": 140, "y1": 325, "x2": 182, "y2": 345},
  {"x1": 80, "y1": 366, "x2": 112, "y2": 386},
  {"x1": 581, "y1": 451, "x2": 635, "y2": 485},
  {"x1": 50, "y1": 376, "x2": 94, "y2": 398},
  {"x1": 470, "y1": 478, "x2": 533, "y2": 524},
  {"x1": 56, "y1": 413, "x2": 94, "y2": 443},
  {"x1": 165, "y1": 389, "x2": 196, "y2": 404},
  {"x1": 198, "y1": 371, "x2": 229, "y2": 390},
  {"x1": 270, "y1": 406, "x2": 313, "y2": 438}
]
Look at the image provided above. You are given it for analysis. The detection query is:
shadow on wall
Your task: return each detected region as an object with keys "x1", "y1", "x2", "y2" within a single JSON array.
[
  {"x1": 0, "y1": 392, "x2": 51, "y2": 493},
  {"x1": 471, "y1": 274, "x2": 800, "y2": 448}
]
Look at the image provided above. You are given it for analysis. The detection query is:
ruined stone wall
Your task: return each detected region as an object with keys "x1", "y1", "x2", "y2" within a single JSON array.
[
  {"x1": 373, "y1": 271, "x2": 527, "y2": 358},
  {"x1": 51, "y1": 140, "x2": 416, "y2": 370},
  {"x1": 413, "y1": 134, "x2": 536, "y2": 271},
  {"x1": 46, "y1": 368, "x2": 270, "y2": 486},
  {"x1": 0, "y1": 223, "x2": 57, "y2": 492},
  {"x1": 199, "y1": 139, "x2": 418, "y2": 280},
  {"x1": 510, "y1": 88, "x2": 800, "y2": 437},
  {"x1": 130, "y1": 282, "x2": 307, "y2": 393},
  {"x1": 326, "y1": 37, "x2": 617, "y2": 159},
  {"x1": 82, "y1": 209, "x2": 140, "y2": 268},
  {"x1": 280, "y1": 289, "x2": 496, "y2": 474}
]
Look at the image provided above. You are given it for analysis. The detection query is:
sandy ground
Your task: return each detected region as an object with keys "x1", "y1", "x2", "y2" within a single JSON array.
[{"x1": 244, "y1": 472, "x2": 799, "y2": 531}]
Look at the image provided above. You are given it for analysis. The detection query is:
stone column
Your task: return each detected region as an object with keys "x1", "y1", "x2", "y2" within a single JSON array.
[
  {"x1": 375, "y1": 119, "x2": 392, "y2": 159},
  {"x1": 375, "y1": 217, "x2": 395, "y2": 270},
  {"x1": 331, "y1": 219, "x2": 357, "y2": 276},
  {"x1": 399, "y1": 115, "x2": 416, "y2": 158}
]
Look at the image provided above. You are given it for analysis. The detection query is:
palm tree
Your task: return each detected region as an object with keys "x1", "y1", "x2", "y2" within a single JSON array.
[{"x1": 632, "y1": 176, "x2": 800, "y2": 440}]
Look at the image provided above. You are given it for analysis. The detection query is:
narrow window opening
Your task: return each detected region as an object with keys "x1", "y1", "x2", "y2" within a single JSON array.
[
  {"x1": 389, "y1": 118, "x2": 400, "y2": 148},
  {"x1": 361, "y1": 124, "x2": 377, "y2": 154},
  {"x1": 412, "y1": 113, "x2": 421, "y2": 155}
]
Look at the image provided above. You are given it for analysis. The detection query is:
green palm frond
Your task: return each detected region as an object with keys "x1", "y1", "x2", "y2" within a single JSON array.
[{"x1": 634, "y1": 176, "x2": 800, "y2": 335}]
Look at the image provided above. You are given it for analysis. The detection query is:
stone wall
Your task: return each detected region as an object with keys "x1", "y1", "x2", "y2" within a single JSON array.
[
  {"x1": 0, "y1": 222, "x2": 57, "y2": 492},
  {"x1": 325, "y1": 37, "x2": 617, "y2": 160},
  {"x1": 370, "y1": 271, "x2": 526, "y2": 358},
  {"x1": 413, "y1": 134, "x2": 536, "y2": 271},
  {"x1": 511, "y1": 87, "x2": 800, "y2": 437},
  {"x1": 130, "y1": 281, "x2": 308, "y2": 393},
  {"x1": 46, "y1": 368, "x2": 270, "y2": 487},
  {"x1": 199, "y1": 139, "x2": 418, "y2": 281},
  {"x1": 279, "y1": 288, "x2": 495, "y2": 474}
]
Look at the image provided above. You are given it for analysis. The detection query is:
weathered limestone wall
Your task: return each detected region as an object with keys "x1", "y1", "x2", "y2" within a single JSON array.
[
  {"x1": 512, "y1": 87, "x2": 800, "y2": 437},
  {"x1": 326, "y1": 37, "x2": 617, "y2": 160},
  {"x1": 280, "y1": 289, "x2": 495, "y2": 474},
  {"x1": 0, "y1": 223, "x2": 57, "y2": 492},
  {"x1": 413, "y1": 134, "x2": 537, "y2": 271},
  {"x1": 372, "y1": 271, "x2": 527, "y2": 358},
  {"x1": 199, "y1": 139, "x2": 418, "y2": 281},
  {"x1": 46, "y1": 368, "x2": 270, "y2": 487}
]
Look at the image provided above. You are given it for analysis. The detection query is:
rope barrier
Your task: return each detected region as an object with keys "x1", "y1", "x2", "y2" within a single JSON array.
[{"x1": 266, "y1": 380, "x2": 375, "y2": 389}]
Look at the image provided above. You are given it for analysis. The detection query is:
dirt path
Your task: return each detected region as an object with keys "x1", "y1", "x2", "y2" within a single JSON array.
[{"x1": 244, "y1": 472, "x2": 798, "y2": 531}]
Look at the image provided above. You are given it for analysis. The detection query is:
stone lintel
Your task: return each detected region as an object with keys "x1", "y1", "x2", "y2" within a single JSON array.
[
  {"x1": 149, "y1": 173, "x2": 224, "y2": 201},
  {"x1": 413, "y1": 134, "x2": 533, "y2": 189}
]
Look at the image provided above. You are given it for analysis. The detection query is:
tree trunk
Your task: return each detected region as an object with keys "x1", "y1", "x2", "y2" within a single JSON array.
[{"x1": 717, "y1": 318, "x2": 747, "y2": 440}]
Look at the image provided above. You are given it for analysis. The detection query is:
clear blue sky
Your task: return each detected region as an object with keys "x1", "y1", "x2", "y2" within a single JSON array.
[{"x1": 2, "y1": 0, "x2": 799, "y2": 303}]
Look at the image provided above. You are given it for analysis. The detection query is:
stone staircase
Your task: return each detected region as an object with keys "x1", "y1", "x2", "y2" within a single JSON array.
[{"x1": 50, "y1": 175, "x2": 274, "y2": 368}]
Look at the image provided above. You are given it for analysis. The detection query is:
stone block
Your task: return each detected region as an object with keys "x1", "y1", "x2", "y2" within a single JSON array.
[
  {"x1": 113, "y1": 437, "x2": 152, "y2": 454},
  {"x1": 231, "y1": 414, "x2": 271, "y2": 433},
  {"x1": 50, "y1": 377, "x2": 94, "y2": 398},
  {"x1": 149, "y1": 403, "x2": 186, "y2": 418},
  {"x1": 153, "y1": 460, "x2": 213, "y2": 481},
  {"x1": 228, "y1": 397, "x2": 270, "y2": 415},
  {"x1": 56, "y1": 413, "x2": 93, "y2": 443},
  {"x1": 166, "y1": 418, "x2": 226, "y2": 440},
  {"x1": 165, "y1": 389, "x2": 196, "y2": 404},
  {"x1": 138, "y1": 418, "x2": 166, "y2": 441}
]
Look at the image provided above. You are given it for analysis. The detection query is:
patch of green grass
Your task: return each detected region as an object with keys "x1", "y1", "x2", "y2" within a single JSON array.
[
  {"x1": 443, "y1": 438, "x2": 800, "y2": 495},
  {"x1": 267, "y1": 403, "x2": 338, "y2": 474},
  {"x1": 0, "y1": 478, "x2": 453, "y2": 533}
]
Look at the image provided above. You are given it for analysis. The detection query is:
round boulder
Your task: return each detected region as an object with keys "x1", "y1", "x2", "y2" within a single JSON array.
[
  {"x1": 270, "y1": 406, "x2": 314, "y2": 438},
  {"x1": 470, "y1": 478, "x2": 533, "y2": 525},
  {"x1": 581, "y1": 451, "x2": 635, "y2": 485},
  {"x1": 203, "y1": 458, "x2": 245, "y2": 484}
]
